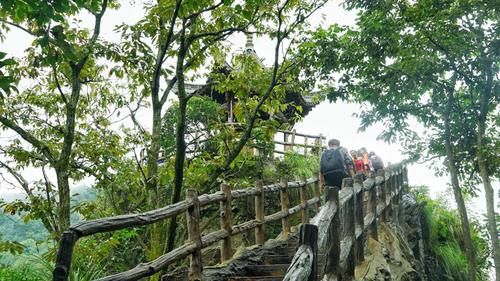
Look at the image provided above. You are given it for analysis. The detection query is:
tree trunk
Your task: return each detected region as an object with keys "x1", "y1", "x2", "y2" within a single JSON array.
[
  {"x1": 443, "y1": 92, "x2": 476, "y2": 281},
  {"x1": 55, "y1": 170, "x2": 71, "y2": 235},
  {"x1": 476, "y1": 62, "x2": 500, "y2": 280},
  {"x1": 166, "y1": 97, "x2": 187, "y2": 253},
  {"x1": 166, "y1": 35, "x2": 188, "y2": 253},
  {"x1": 55, "y1": 66, "x2": 83, "y2": 236}
]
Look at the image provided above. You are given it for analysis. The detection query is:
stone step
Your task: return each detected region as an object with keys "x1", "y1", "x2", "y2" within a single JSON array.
[
  {"x1": 227, "y1": 277, "x2": 284, "y2": 281},
  {"x1": 263, "y1": 255, "x2": 294, "y2": 264},
  {"x1": 244, "y1": 264, "x2": 290, "y2": 276}
]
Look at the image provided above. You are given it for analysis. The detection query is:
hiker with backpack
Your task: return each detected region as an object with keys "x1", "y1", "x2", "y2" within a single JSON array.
[
  {"x1": 369, "y1": 151, "x2": 385, "y2": 172},
  {"x1": 319, "y1": 139, "x2": 353, "y2": 189}
]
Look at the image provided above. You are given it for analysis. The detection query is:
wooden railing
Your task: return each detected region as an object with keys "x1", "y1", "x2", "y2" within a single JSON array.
[
  {"x1": 273, "y1": 129, "x2": 325, "y2": 155},
  {"x1": 283, "y1": 163, "x2": 408, "y2": 281},
  {"x1": 53, "y1": 176, "x2": 323, "y2": 281}
]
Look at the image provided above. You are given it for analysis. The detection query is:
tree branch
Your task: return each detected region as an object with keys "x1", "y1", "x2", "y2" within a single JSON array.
[
  {"x1": 0, "y1": 19, "x2": 37, "y2": 36},
  {"x1": 0, "y1": 116, "x2": 56, "y2": 164},
  {"x1": 0, "y1": 160, "x2": 32, "y2": 197}
]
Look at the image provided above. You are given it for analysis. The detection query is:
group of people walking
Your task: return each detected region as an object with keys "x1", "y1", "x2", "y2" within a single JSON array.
[{"x1": 319, "y1": 139, "x2": 385, "y2": 189}]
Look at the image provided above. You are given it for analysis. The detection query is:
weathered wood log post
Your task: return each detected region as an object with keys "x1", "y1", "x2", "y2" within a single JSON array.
[
  {"x1": 291, "y1": 129, "x2": 296, "y2": 151},
  {"x1": 376, "y1": 169, "x2": 387, "y2": 223},
  {"x1": 53, "y1": 230, "x2": 79, "y2": 281},
  {"x1": 300, "y1": 176, "x2": 309, "y2": 224},
  {"x1": 255, "y1": 180, "x2": 265, "y2": 245},
  {"x1": 366, "y1": 173, "x2": 378, "y2": 241},
  {"x1": 220, "y1": 183, "x2": 233, "y2": 262},
  {"x1": 186, "y1": 189, "x2": 202, "y2": 280},
  {"x1": 343, "y1": 178, "x2": 356, "y2": 280},
  {"x1": 281, "y1": 178, "x2": 291, "y2": 237},
  {"x1": 323, "y1": 186, "x2": 340, "y2": 279},
  {"x1": 353, "y1": 173, "x2": 365, "y2": 264},
  {"x1": 283, "y1": 224, "x2": 318, "y2": 281},
  {"x1": 313, "y1": 177, "x2": 321, "y2": 212}
]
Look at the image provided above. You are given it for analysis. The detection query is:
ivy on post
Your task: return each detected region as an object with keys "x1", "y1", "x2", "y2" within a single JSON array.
[
  {"x1": 353, "y1": 173, "x2": 365, "y2": 264},
  {"x1": 255, "y1": 180, "x2": 265, "y2": 245},
  {"x1": 280, "y1": 178, "x2": 291, "y2": 237},
  {"x1": 186, "y1": 189, "x2": 202, "y2": 280},
  {"x1": 323, "y1": 186, "x2": 340, "y2": 280},
  {"x1": 220, "y1": 183, "x2": 233, "y2": 262},
  {"x1": 300, "y1": 176, "x2": 309, "y2": 224}
]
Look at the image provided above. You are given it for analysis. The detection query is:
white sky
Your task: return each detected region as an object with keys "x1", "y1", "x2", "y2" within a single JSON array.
[{"x1": 0, "y1": 0, "x2": 497, "y2": 219}]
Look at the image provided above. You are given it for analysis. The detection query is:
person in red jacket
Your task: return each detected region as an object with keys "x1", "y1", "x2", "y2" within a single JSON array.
[{"x1": 350, "y1": 150, "x2": 365, "y2": 174}]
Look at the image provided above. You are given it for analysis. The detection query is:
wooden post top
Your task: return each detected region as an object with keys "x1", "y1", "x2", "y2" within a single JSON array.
[{"x1": 324, "y1": 186, "x2": 339, "y2": 202}]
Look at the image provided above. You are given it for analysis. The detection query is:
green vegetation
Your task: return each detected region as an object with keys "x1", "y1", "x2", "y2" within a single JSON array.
[
  {"x1": 412, "y1": 186, "x2": 490, "y2": 281},
  {"x1": 0, "y1": 0, "x2": 497, "y2": 280}
]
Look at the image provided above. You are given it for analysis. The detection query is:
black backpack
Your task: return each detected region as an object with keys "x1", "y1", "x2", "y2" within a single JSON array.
[
  {"x1": 371, "y1": 156, "x2": 384, "y2": 170},
  {"x1": 320, "y1": 148, "x2": 345, "y2": 175}
]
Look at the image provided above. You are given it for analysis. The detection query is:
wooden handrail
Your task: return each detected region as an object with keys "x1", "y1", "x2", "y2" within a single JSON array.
[
  {"x1": 54, "y1": 162, "x2": 406, "y2": 281},
  {"x1": 284, "y1": 163, "x2": 407, "y2": 280},
  {"x1": 276, "y1": 129, "x2": 326, "y2": 139},
  {"x1": 53, "y1": 177, "x2": 320, "y2": 281}
]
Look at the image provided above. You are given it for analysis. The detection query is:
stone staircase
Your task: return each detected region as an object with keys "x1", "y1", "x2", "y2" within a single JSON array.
[{"x1": 162, "y1": 234, "x2": 325, "y2": 281}]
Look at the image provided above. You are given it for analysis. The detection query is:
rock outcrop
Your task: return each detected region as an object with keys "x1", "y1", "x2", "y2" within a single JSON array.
[{"x1": 354, "y1": 193, "x2": 430, "y2": 281}]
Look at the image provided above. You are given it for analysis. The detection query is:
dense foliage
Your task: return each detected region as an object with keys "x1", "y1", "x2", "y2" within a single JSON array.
[{"x1": 412, "y1": 186, "x2": 490, "y2": 281}]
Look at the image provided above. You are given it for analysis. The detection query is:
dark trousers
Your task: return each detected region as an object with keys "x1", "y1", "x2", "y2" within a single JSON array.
[{"x1": 324, "y1": 171, "x2": 348, "y2": 189}]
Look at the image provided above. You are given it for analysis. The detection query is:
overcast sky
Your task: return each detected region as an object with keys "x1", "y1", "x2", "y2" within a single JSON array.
[{"x1": 0, "y1": 0, "x2": 496, "y2": 218}]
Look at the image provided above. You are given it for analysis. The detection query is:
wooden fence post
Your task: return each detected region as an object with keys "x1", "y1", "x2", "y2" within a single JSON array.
[
  {"x1": 313, "y1": 176, "x2": 321, "y2": 211},
  {"x1": 300, "y1": 177, "x2": 309, "y2": 224},
  {"x1": 323, "y1": 186, "x2": 340, "y2": 279},
  {"x1": 376, "y1": 169, "x2": 387, "y2": 223},
  {"x1": 291, "y1": 129, "x2": 296, "y2": 151},
  {"x1": 284, "y1": 131, "x2": 289, "y2": 152},
  {"x1": 255, "y1": 180, "x2": 265, "y2": 245},
  {"x1": 280, "y1": 178, "x2": 291, "y2": 237},
  {"x1": 343, "y1": 178, "x2": 355, "y2": 280},
  {"x1": 300, "y1": 224, "x2": 318, "y2": 281},
  {"x1": 353, "y1": 173, "x2": 365, "y2": 265},
  {"x1": 186, "y1": 189, "x2": 202, "y2": 280},
  {"x1": 220, "y1": 183, "x2": 233, "y2": 262},
  {"x1": 304, "y1": 136, "x2": 308, "y2": 156},
  {"x1": 367, "y1": 173, "x2": 378, "y2": 241},
  {"x1": 283, "y1": 224, "x2": 318, "y2": 281},
  {"x1": 53, "y1": 230, "x2": 79, "y2": 281}
]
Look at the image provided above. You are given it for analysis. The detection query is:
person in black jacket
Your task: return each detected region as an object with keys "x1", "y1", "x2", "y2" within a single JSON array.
[{"x1": 319, "y1": 139, "x2": 351, "y2": 189}]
